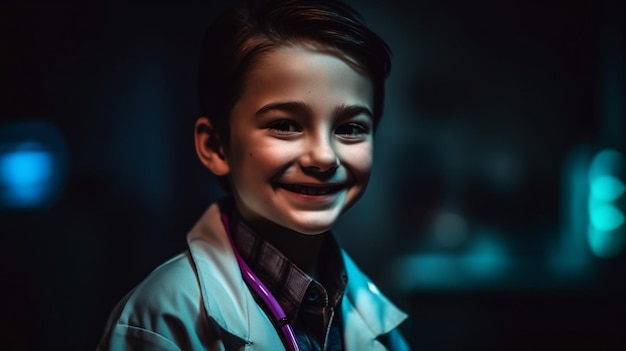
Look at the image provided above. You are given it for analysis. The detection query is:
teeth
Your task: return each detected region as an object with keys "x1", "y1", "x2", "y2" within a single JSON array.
[{"x1": 281, "y1": 184, "x2": 340, "y2": 195}]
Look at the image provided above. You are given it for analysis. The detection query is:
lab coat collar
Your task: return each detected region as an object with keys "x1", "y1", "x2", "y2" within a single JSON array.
[{"x1": 187, "y1": 202, "x2": 407, "y2": 349}]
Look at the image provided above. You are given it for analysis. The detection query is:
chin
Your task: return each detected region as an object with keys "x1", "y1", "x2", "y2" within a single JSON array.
[
  {"x1": 288, "y1": 218, "x2": 334, "y2": 235},
  {"x1": 293, "y1": 209, "x2": 345, "y2": 234}
]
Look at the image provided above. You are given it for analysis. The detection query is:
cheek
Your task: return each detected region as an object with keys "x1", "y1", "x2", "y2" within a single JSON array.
[
  {"x1": 252, "y1": 143, "x2": 293, "y2": 168},
  {"x1": 230, "y1": 138, "x2": 293, "y2": 176},
  {"x1": 341, "y1": 143, "x2": 373, "y2": 176}
]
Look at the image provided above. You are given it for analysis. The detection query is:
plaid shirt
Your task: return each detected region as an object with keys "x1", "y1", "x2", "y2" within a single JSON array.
[{"x1": 230, "y1": 214, "x2": 347, "y2": 351}]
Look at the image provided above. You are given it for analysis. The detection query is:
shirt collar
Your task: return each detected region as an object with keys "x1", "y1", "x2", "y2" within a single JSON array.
[{"x1": 229, "y1": 210, "x2": 347, "y2": 324}]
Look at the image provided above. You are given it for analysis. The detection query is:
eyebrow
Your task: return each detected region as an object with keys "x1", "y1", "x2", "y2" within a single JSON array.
[
  {"x1": 256, "y1": 101, "x2": 373, "y2": 120},
  {"x1": 256, "y1": 101, "x2": 309, "y2": 116},
  {"x1": 333, "y1": 104, "x2": 373, "y2": 120}
]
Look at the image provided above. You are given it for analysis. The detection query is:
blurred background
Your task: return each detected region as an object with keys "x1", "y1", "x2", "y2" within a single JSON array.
[{"x1": 1, "y1": 0, "x2": 624, "y2": 350}]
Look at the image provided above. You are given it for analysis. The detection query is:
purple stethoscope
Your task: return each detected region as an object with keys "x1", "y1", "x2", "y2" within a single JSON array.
[{"x1": 221, "y1": 212, "x2": 301, "y2": 351}]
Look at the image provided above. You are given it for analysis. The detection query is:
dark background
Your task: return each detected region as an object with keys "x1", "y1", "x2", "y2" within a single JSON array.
[{"x1": 1, "y1": 1, "x2": 624, "y2": 350}]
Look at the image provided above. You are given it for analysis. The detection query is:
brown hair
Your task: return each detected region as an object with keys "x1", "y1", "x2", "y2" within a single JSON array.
[{"x1": 197, "y1": 0, "x2": 392, "y2": 147}]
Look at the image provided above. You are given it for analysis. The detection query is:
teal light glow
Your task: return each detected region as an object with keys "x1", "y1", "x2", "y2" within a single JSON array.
[
  {"x1": 588, "y1": 149, "x2": 624, "y2": 179},
  {"x1": 393, "y1": 233, "x2": 511, "y2": 291},
  {"x1": 588, "y1": 226, "x2": 626, "y2": 259},
  {"x1": 461, "y1": 236, "x2": 509, "y2": 278},
  {"x1": 591, "y1": 175, "x2": 625, "y2": 201},
  {"x1": 589, "y1": 204, "x2": 625, "y2": 232},
  {"x1": 587, "y1": 148, "x2": 626, "y2": 258},
  {"x1": 395, "y1": 253, "x2": 459, "y2": 290}
]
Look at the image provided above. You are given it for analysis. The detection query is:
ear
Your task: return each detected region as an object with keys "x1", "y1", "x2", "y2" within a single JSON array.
[{"x1": 194, "y1": 117, "x2": 230, "y2": 176}]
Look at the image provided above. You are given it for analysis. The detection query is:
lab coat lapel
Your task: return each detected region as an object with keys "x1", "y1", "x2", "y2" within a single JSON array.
[
  {"x1": 187, "y1": 204, "x2": 286, "y2": 350},
  {"x1": 342, "y1": 252, "x2": 408, "y2": 350}
]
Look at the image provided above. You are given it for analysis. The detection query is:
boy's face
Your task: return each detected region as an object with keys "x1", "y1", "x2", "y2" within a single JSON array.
[{"x1": 225, "y1": 44, "x2": 374, "y2": 235}]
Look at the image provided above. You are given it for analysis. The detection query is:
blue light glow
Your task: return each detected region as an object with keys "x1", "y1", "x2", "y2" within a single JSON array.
[
  {"x1": 0, "y1": 146, "x2": 54, "y2": 207},
  {"x1": 0, "y1": 120, "x2": 69, "y2": 210}
]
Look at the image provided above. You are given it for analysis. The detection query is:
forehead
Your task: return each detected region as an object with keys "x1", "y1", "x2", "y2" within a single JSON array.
[{"x1": 236, "y1": 44, "x2": 374, "y2": 113}]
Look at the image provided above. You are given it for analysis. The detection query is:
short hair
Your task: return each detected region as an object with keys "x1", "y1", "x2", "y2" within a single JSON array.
[{"x1": 197, "y1": 0, "x2": 392, "y2": 146}]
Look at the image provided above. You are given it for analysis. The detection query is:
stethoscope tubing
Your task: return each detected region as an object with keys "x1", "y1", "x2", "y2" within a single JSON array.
[{"x1": 221, "y1": 212, "x2": 301, "y2": 351}]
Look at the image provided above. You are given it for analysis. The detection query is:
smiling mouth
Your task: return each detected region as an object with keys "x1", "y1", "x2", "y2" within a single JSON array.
[{"x1": 278, "y1": 183, "x2": 345, "y2": 196}]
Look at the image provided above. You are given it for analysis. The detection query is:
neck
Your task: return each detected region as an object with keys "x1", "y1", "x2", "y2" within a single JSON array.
[{"x1": 243, "y1": 219, "x2": 326, "y2": 277}]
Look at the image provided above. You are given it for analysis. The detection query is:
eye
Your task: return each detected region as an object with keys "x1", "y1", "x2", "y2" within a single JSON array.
[
  {"x1": 267, "y1": 119, "x2": 301, "y2": 135},
  {"x1": 335, "y1": 122, "x2": 370, "y2": 139}
]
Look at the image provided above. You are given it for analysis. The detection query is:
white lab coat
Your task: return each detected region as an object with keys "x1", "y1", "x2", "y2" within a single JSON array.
[{"x1": 98, "y1": 203, "x2": 409, "y2": 350}]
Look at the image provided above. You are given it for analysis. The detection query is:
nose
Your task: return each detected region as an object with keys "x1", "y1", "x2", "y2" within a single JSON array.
[{"x1": 301, "y1": 135, "x2": 339, "y2": 177}]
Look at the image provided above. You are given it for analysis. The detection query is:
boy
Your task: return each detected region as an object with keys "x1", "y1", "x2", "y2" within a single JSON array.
[{"x1": 98, "y1": 0, "x2": 409, "y2": 350}]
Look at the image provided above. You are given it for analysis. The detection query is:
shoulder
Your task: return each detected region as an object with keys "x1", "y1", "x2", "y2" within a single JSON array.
[
  {"x1": 99, "y1": 252, "x2": 213, "y2": 350},
  {"x1": 121, "y1": 252, "x2": 202, "y2": 322},
  {"x1": 98, "y1": 202, "x2": 255, "y2": 350}
]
